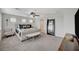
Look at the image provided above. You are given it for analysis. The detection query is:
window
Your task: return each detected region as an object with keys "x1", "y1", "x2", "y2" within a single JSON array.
[
  {"x1": 29, "y1": 19, "x2": 33, "y2": 23},
  {"x1": 10, "y1": 18, "x2": 16, "y2": 22},
  {"x1": 22, "y1": 19, "x2": 26, "y2": 23}
]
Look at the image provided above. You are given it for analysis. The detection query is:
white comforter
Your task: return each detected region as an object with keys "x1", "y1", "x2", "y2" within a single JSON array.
[
  {"x1": 16, "y1": 28, "x2": 40, "y2": 41},
  {"x1": 21, "y1": 28, "x2": 40, "y2": 35}
]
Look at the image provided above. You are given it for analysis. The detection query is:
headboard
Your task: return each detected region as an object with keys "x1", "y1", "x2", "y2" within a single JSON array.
[{"x1": 18, "y1": 24, "x2": 32, "y2": 29}]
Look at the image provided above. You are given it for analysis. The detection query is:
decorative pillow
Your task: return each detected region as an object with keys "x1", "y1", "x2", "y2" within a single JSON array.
[{"x1": 19, "y1": 24, "x2": 32, "y2": 29}]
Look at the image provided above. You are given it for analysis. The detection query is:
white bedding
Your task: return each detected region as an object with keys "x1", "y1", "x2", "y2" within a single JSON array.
[
  {"x1": 21, "y1": 28, "x2": 40, "y2": 35},
  {"x1": 16, "y1": 28, "x2": 40, "y2": 41}
]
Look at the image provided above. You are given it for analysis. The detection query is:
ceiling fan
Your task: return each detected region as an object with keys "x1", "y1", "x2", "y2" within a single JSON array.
[{"x1": 30, "y1": 11, "x2": 39, "y2": 17}]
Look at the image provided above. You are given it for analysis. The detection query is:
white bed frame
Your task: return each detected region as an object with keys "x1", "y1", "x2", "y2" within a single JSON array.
[{"x1": 16, "y1": 28, "x2": 40, "y2": 41}]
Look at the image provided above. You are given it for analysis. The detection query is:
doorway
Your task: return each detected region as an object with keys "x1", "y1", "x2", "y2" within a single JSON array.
[{"x1": 47, "y1": 19, "x2": 55, "y2": 36}]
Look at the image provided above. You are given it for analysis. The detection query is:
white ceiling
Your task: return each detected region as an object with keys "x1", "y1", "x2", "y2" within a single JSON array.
[
  {"x1": 15, "y1": 8, "x2": 60, "y2": 14},
  {"x1": 1, "y1": 8, "x2": 78, "y2": 17}
]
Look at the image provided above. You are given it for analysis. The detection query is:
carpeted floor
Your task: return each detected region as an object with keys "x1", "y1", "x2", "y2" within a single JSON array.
[{"x1": 0, "y1": 34, "x2": 63, "y2": 51}]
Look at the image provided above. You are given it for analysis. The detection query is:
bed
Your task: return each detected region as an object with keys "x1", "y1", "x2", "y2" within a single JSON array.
[{"x1": 16, "y1": 24, "x2": 40, "y2": 41}]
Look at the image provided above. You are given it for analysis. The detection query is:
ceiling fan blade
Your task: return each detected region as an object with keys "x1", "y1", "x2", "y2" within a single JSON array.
[{"x1": 35, "y1": 15, "x2": 40, "y2": 16}]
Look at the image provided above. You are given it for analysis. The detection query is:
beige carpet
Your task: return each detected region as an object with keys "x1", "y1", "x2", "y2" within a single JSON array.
[{"x1": 0, "y1": 34, "x2": 63, "y2": 51}]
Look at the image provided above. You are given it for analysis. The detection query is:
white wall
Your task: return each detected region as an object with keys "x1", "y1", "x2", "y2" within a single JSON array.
[
  {"x1": 63, "y1": 9, "x2": 78, "y2": 35},
  {"x1": 64, "y1": 13, "x2": 75, "y2": 34},
  {"x1": 0, "y1": 9, "x2": 2, "y2": 40},
  {"x1": 0, "y1": 15, "x2": 1, "y2": 31},
  {"x1": 40, "y1": 13, "x2": 64, "y2": 37},
  {"x1": 54, "y1": 13, "x2": 64, "y2": 37},
  {"x1": 55, "y1": 9, "x2": 77, "y2": 37},
  {"x1": 41, "y1": 9, "x2": 78, "y2": 37},
  {"x1": 34, "y1": 16, "x2": 40, "y2": 29}
]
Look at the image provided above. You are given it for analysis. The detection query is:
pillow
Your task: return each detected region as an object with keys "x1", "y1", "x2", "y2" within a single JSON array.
[{"x1": 19, "y1": 24, "x2": 32, "y2": 29}]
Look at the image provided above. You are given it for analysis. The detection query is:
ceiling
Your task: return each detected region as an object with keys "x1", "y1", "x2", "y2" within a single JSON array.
[
  {"x1": 1, "y1": 8, "x2": 78, "y2": 17},
  {"x1": 15, "y1": 8, "x2": 60, "y2": 14}
]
